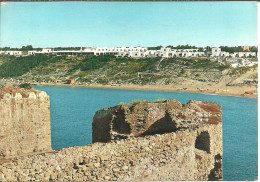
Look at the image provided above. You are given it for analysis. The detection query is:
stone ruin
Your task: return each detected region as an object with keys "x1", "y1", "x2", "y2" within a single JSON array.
[
  {"x1": 93, "y1": 99, "x2": 222, "y2": 143},
  {"x1": 0, "y1": 84, "x2": 223, "y2": 181},
  {"x1": 0, "y1": 83, "x2": 52, "y2": 158},
  {"x1": 92, "y1": 99, "x2": 223, "y2": 180}
]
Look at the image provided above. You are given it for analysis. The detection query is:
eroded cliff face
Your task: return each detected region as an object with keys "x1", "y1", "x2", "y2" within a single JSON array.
[{"x1": 0, "y1": 83, "x2": 52, "y2": 158}]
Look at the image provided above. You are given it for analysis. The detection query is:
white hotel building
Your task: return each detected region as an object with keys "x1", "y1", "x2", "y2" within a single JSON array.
[
  {"x1": 153, "y1": 48, "x2": 205, "y2": 58},
  {"x1": 211, "y1": 47, "x2": 257, "y2": 58},
  {"x1": 1, "y1": 47, "x2": 257, "y2": 58},
  {"x1": 0, "y1": 51, "x2": 22, "y2": 56},
  {"x1": 25, "y1": 47, "x2": 205, "y2": 58}
]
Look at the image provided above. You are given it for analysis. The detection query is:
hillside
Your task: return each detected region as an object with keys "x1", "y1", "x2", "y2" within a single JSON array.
[{"x1": 0, "y1": 55, "x2": 257, "y2": 88}]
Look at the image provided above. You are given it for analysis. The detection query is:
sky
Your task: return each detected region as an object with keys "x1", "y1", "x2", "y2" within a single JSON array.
[{"x1": 0, "y1": 2, "x2": 258, "y2": 48}]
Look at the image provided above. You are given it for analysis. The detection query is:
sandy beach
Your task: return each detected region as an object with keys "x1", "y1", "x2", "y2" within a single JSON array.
[{"x1": 34, "y1": 83, "x2": 258, "y2": 99}]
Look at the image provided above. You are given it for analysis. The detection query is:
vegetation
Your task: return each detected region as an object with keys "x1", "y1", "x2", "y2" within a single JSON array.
[
  {"x1": 0, "y1": 55, "x2": 61, "y2": 77},
  {"x1": 219, "y1": 46, "x2": 243, "y2": 53},
  {"x1": 53, "y1": 47, "x2": 81, "y2": 51},
  {"x1": 19, "y1": 83, "x2": 32, "y2": 89},
  {"x1": 153, "y1": 98, "x2": 166, "y2": 103},
  {"x1": 1, "y1": 54, "x2": 252, "y2": 87},
  {"x1": 166, "y1": 45, "x2": 197, "y2": 49},
  {"x1": 229, "y1": 66, "x2": 251, "y2": 76},
  {"x1": 205, "y1": 46, "x2": 211, "y2": 52},
  {"x1": 119, "y1": 99, "x2": 149, "y2": 106},
  {"x1": 160, "y1": 58, "x2": 229, "y2": 71},
  {"x1": 0, "y1": 45, "x2": 82, "y2": 51},
  {"x1": 74, "y1": 55, "x2": 115, "y2": 71},
  {"x1": 147, "y1": 46, "x2": 162, "y2": 50},
  {"x1": 0, "y1": 45, "x2": 41, "y2": 51},
  {"x1": 147, "y1": 45, "x2": 257, "y2": 53},
  {"x1": 249, "y1": 46, "x2": 258, "y2": 52},
  {"x1": 119, "y1": 98, "x2": 166, "y2": 106}
]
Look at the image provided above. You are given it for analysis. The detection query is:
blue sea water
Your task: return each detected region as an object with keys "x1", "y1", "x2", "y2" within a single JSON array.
[{"x1": 34, "y1": 86, "x2": 258, "y2": 181}]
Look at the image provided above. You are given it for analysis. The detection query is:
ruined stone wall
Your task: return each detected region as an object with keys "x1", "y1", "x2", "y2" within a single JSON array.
[
  {"x1": 0, "y1": 84, "x2": 52, "y2": 158},
  {"x1": 0, "y1": 125, "x2": 222, "y2": 181},
  {"x1": 0, "y1": 99, "x2": 222, "y2": 181},
  {"x1": 92, "y1": 99, "x2": 223, "y2": 180}
]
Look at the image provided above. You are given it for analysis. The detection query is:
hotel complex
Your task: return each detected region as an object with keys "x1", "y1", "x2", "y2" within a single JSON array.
[{"x1": 0, "y1": 46, "x2": 257, "y2": 59}]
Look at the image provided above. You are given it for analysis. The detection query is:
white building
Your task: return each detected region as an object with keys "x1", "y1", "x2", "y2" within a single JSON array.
[
  {"x1": 28, "y1": 51, "x2": 37, "y2": 55},
  {"x1": 226, "y1": 58, "x2": 258, "y2": 68},
  {"x1": 211, "y1": 47, "x2": 257, "y2": 58},
  {"x1": 0, "y1": 51, "x2": 22, "y2": 56},
  {"x1": 42, "y1": 48, "x2": 52, "y2": 53},
  {"x1": 211, "y1": 48, "x2": 222, "y2": 57},
  {"x1": 154, "y1": 47, "x2": 205, "y2": 58},
  {"x1": 93, "y1": 47, "x2": 148, "y2": 57},
  {"x1": 219, "y1": 51, "x2": 230, "y2": 57},
  {"x1": 231, "y1": 52, "x2": 257, "y2": 58},
  {"x1": 0, "y1": 46, "x2": 257, "y2": 59}
]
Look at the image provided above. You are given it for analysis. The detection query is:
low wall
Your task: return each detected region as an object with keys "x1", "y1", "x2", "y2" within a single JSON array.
[{"x1": 0, "y1": 125, "x2": 221, "y2": 181}]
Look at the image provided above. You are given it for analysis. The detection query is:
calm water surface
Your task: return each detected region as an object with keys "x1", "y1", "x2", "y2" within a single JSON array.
[{"x1": 34, "y1": 86, "x2": 258, "y2": 181}]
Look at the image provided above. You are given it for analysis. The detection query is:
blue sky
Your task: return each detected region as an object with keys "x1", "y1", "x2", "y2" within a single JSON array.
[{"x1": 0, "y1": 2, "x2": 258, "y2": 48}]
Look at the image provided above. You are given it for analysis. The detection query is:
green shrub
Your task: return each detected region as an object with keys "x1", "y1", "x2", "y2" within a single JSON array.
[
  {"x1": 0, "y1": 55, "x2": 62, "y2": 77},
  {"x1": 153, "y1": 98, "x2": 166, "y2": 103},
  {"x1": 19, "y1": 83, "x2": 32, "y2": 89}
]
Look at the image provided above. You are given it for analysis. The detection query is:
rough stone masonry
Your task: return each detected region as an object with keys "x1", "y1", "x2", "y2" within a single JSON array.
[
  {"x1": 92, "y1": 99, "x2": 223, "y2": 180},
  {"x1": 0, "y1": 85, "x2": 222, "y2": 181},
  {"x1": 0, "y1": 83, "x2": 52, "y2": 158}
]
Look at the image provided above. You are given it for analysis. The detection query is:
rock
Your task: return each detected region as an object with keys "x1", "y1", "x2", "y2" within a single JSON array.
[
  {"x1": 28, "y1": 92, "x2": 36, "y2": 99},
  {"x1": 112, "y1": 168, "x2": 120, "y2": 172},
  {"x1": 122, "y1": 166, "x2": 128, "y2": 170},
  {"x1": 14, "y1": 93, "x2": 22, "y2": 99},
  {"x1": 94, "y1": 163, "x2": 100, "y2": 168},
  {"x1": 104, "y1": 176, "x2": 110, "y2": 180},
  {"x1": 56, "y1": 165, "x2": 61, "y2": 171},
  {"x1": 50, "y1": 173, "x2": 57, "y2": 180}
]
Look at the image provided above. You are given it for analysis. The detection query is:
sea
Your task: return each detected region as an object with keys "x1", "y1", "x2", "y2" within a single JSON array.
[{"x1": 34, "y1": 86, "x2": 258, "y2": 181}]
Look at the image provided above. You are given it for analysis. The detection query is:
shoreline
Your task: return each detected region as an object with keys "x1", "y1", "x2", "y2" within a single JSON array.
[{"x1": 33, "y1": 83, "x2": 258, "y2": 99}]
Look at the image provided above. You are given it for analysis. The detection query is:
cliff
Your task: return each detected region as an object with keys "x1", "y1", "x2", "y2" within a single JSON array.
[
  {"x1": 0, "y1": 96, "x2": 222, "y2": 181},
  {"x1": 0, "y1": 83, "x2": 52, "y2": 158}
]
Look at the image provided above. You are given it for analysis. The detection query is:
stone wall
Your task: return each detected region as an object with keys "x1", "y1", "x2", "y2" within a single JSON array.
[
  {"x1": 0, "y1": 99, "x2": 222, "y2": 181},
  {"x1": 91, "y1": 100, "x2": 223, "y2": 180},
  {"x1": 0, "y1": 84, "x2": 52, "y2": 158},
  {"x1": 0, "y1": 125, "x2": 222, "y2": 181}
]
